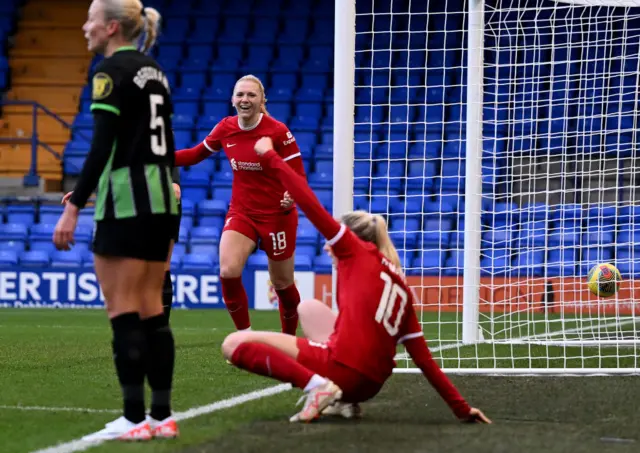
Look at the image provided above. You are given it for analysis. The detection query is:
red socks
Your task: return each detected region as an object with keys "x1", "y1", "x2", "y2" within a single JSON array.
[
  {"x1": 231, "y1": 342, "x2": 313, "y2": 389},
  {"x1": 275, "y1": 284, "x2": 301, "y2": 335},
  {"x1": 221, "y1": 278, "x2": 300, "y2": 335},
  {"x1": 220, "y1": 277, "x2": 251, "y2": 330}
]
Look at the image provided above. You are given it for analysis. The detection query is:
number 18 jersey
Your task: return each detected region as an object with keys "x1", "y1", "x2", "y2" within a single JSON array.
[
  {"x1": 90, "y1": 46, "x2": 178, "y2": 221},
  {"x1": 326, "y1": 225, "x2": 425, "y2": 384}
]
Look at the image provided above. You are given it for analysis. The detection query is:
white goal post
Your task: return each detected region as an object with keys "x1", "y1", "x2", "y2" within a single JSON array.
[{"x1": 334, "y1": 0, "x2": 640, "y2": 374}]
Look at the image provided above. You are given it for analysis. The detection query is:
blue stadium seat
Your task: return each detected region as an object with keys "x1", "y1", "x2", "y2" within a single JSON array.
[
  {"x1": 0, "y1": 250, "x2": 18, "y2": 268},
  {"x1": 247, "y1": 18, "x2": 279, "y2": 44},
  {"x1": 190, "y1": 226, "x2": 221, "y2": 245},
  {"x1": 181, "y1": 170, "x2": 210, "y2": 203},
  {"x1": 278, "y1": 18, "x2": 309, "y2": 45},
  {"x1": 313, "y1": 254, "x2": 333, "y2": 273},
  {"x1": 20, "y1": 250, "x2": 50, "y2": 268},
  {"x1": 197, "y1": 199, "x2": 227, "y2": 227},
  {"x1": 294, "y1": 254, "x2": 313, "y2": 271},
  {"x1": 413, "y1": 250, "x2": 445, "y2": 275},
  {"x1": 547, "y1": 249, "x2": 577, "y2": 276},
  {"x1": 247, "y1": 252, "x2": 269, "y2": 269},
  {"x1": 0, "y1": 223, "x2": 28, "y2": 242},
  {"x1": 51, "y1": 250, "x2": 83, "y2": 268},
  {"x1": 182, "y1": 254, "x2": 215, "y2": 271},
  {"x1": 6, "y1": 205, "x2": 35, "y2": 227},
  {"x1": 39, "y1": 205, "x2": 64, "y2": 225},
  {"x1": 512, "y1": 251, "x2": 545, "y2": 277}
]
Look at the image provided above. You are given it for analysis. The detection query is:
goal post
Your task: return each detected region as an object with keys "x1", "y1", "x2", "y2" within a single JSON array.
[{"x1": 335, "y1": 0, "x2": 640, "y2": 374}]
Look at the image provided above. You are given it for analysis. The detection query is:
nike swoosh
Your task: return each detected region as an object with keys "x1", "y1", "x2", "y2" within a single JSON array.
[
  {"x1": 273, "y1": 251, "x2": 285, "y2": 256},
  {"x1": 227, "y1": 143, "x2": 236, "y2": 147}
]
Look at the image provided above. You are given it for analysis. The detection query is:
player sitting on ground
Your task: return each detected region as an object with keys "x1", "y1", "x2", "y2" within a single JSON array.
[
  {"x1": 220, "y1": 137, "x2": 492, "y2": 424},
  {"x1": 174, "y1": 75, "x2": 305, "y2": 336}
]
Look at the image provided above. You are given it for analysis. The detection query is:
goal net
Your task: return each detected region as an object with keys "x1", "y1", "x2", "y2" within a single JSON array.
[{"x1": 336, "y1": 0, "x2": 640, "y2": 374}]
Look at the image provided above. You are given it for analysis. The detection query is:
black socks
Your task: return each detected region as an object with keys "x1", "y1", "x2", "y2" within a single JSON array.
[
  {"x1": 142, "y1": 314, "x2": 175, "y2": 421},
  {"x1": 111, "y1": 312, "x2": 147, "y2": 423},
  {"x1": 162, "y1": 270, "x2": 173, "y2": 321}
]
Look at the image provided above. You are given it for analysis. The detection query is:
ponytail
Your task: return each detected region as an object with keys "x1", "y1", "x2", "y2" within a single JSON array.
[
  {"x1": 372, "y1": 214, "x2": 403, "y2": 273},
  {"x1": 100, "y1": 0, "x2": 161, "y2": 54},
  {"x1": 140, "y1": 7, "x2": 161, "y2": 54}
]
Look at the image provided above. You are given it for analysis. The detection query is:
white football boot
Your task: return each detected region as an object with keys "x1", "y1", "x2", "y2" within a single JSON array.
[
  {"x1": 289, "y1": 380, "x2": 343, "y2": 423},
  {"x1": 81, "y1": 416, "x2": 152, "y2": 442}
]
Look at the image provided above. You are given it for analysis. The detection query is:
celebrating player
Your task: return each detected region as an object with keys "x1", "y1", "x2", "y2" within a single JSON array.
[
  {"x1": 53, "y1": 0, "x2": 179, "y2": 441},
  {"x1": 173, "y1": 75, "x2": 305, "y2": 335},
  {"x1": 219, "y1": 137, "x2": 492, "y2": 424}
]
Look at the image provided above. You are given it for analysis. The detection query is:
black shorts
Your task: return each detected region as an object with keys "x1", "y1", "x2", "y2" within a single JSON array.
[{"x1": 92, "y1": 214, "x2": 176, "y2": 262}]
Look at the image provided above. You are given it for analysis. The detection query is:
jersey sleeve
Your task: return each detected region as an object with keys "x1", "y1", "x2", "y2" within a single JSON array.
[
  {"x1": 396, "y1": 295, "x2": 425, "y2": 345},
  {"x1": 203, "y1": 121, "x2": 224, "y2": 153},
  {"x1": 89, "y1": 60, "x2": 122, "y2": 116},
  {"x1": 325, "y1": 224, "x2": 361, "y2": 260},
  {"x1": 273, "y1": 123, "x2": 305, "y2": 176},
  {"x1": 273, "y1": 124, "x2": 301, "y2": 161}
]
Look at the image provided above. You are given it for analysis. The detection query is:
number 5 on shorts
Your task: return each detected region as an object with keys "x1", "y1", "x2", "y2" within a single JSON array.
[{"x1": 269, "y1": 231, "x2": 287, "y2": 253}]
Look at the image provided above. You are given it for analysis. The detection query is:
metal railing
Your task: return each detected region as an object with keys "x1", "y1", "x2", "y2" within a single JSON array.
[{"x1": 0, "y1": 100, "x2": 91, "y2": 186}]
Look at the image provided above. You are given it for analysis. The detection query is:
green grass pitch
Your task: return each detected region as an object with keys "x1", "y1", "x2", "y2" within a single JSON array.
[{"x1": 0, "y1": 309, "x2": 638, "y2": 453}]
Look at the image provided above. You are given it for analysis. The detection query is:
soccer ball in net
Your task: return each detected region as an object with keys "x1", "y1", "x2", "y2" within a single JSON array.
[{"x1": 586, "y1": 264, "x2": 622, "y2": 298}]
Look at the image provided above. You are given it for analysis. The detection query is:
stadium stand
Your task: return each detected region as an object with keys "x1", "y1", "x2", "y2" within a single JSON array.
[{"x1": 0, "y1": 0, "x2": 636, "y2": 276}]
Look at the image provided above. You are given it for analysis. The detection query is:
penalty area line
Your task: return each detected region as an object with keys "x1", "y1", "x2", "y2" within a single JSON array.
[{"x1": 30, "y1": 383, "x2": 292, "y2": 453}]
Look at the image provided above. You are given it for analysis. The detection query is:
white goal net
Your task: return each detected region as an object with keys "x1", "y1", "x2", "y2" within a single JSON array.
[{"x1": 334, "y1": 0, "x2": 640, "y2": 374}]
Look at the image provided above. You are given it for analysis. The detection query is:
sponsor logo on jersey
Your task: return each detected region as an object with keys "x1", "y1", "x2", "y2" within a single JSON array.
[
  {"x1": 230, "y1": 158, "x2": 263, "y2": 172},
  {"x1": 92, "y1": 72, "x2": 113, "y2": 101},
  {"x1": 282, "y1": 131, "x2": 296, "y2": 147}
]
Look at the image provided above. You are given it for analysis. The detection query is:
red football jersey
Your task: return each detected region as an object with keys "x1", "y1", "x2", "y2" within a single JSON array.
[
  {"x1": 326, "y1": 226, "x2": 424, "y2": 384},
  {"x1": 203, "y1": 114, "x2": 302, "y2": 217}
]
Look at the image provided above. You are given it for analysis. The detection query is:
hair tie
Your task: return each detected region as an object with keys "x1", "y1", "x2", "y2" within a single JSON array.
[{"x1": 141, "y1": 6, "x2": 146, "y2": 17}]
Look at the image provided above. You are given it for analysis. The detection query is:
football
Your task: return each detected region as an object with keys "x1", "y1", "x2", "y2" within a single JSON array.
[{"x1": 586, "y1": 263, "x2": 622, "y2": 298}]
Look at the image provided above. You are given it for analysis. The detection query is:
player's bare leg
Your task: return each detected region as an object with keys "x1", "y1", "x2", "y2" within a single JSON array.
[
  {"x1": 219, "y1": 230, "x2": 256, "y2": 330},
  {"x1": 268, "y1": 256, "x2": 300, "y2": 335},
  {"x1": 298, "y1": 298, "x2": 336, "y2": 343},
  {"x1": 221, "y1": 331, "x2": 342, "y2": 422},
  {"x1": 297, "y1": 299, "x2": 361, "y2": 419}
]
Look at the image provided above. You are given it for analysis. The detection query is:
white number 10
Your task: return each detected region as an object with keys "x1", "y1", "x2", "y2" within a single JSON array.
[
  {"x1": 149, "y1": 94, "x2": 167, "y2": 156},
  {"x1": 375, "y1": 271, "x2": 408, "y2": 336}
]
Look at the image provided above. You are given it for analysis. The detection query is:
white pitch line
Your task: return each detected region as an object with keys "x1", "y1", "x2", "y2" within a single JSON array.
[
  {"x1": 0, "y1": 405, "x2": 120, "y2": 414},
  {"x1": 30, "y1": 383, "x2": 292, "y2": 453}
]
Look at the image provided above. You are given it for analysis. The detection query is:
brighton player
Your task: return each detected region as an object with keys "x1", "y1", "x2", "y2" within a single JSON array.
[
  {"x1": 173, "y1": 75, "x2": 305, "y2": 335},
  {"x1": 219, "y1": 137, "x2": 492, "y2": 424},
  {"x1": 54, "y1": 0, "x2": 179, "y2": 440}
]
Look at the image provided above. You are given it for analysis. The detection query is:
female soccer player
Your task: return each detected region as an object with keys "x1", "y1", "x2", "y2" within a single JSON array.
[
  {"x1": 53, "y1": 0, "x2": 179, "y2": 441},
  {"x1": 173, "y1": 75, "x2": 305, "y2": 336},
  {"x1": 219, "y1": 137, "x2": 492, "y2": 425}
]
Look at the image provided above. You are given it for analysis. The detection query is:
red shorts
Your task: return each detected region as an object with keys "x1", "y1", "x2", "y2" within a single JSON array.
[
  {"x1": 223, "y1": 208, "x2": 298, "y2": 261},
  {"x1": 296, "y1": 338, "x2": 383, "y2": 403}
]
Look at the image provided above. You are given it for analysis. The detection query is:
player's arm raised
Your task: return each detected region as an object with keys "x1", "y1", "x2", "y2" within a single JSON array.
[
  {"x1": 255, "y1": 137, "x2": 340, "y2": 241},
  {"x1": 401, "y1": 307, "x2": 492, "y2": 424},
  {"x1": 174, "y1": 122, "x2": 223, "y2": 167}
]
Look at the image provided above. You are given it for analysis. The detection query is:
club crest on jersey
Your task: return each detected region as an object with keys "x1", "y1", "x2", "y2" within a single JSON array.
[{"x1": 92, "y1": 72, "x2": 113, "y2": 101}]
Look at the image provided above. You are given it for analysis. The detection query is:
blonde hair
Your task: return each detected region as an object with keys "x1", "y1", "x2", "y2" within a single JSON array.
[
  {"x1": 340, "y1": 211, "x2": 403, "y2": 272},
  {"x1": 235, "y1": 74, "x2": 270, "y2": 115},
  {"x1": 101, "y1": 0, "x2": 161, "y2": 53}
]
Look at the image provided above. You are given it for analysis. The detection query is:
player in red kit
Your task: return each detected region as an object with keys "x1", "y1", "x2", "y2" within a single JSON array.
[
  {"x1": 173, "y1": 75, "x2": 304, "y2": 335},
  {"x1": 220, "y1": 137, "x2": 492, "y2": 425}
]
